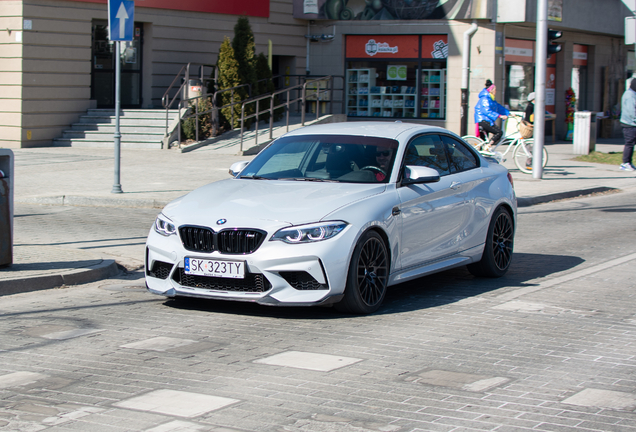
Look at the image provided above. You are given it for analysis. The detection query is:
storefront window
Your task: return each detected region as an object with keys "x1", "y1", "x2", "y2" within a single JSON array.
[
  {"x1": 346, "y1": 61, "x2": 418, "y2": 118},
  {"x1": 345, "y1": 35, "x2": 447, "y2": 120},
  {"x1": 505, "y1": 64, "x2": 534, "y2": 111}
]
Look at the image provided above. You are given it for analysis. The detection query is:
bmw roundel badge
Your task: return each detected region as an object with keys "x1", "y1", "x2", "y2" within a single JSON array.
[{"x1": 216, "y1": 218, "x2": 227, "y2": 225}]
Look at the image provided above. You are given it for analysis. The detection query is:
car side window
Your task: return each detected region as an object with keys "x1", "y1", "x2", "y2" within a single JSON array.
[
  {"x1": 403, "y1": 134, "x2": 450, "y2": 176},
  {"x1": 441, "y1": 135, "x2": 479, "y2": 174}
]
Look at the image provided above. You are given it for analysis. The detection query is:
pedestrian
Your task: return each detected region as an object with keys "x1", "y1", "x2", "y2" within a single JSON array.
[
  {"x1": 620, "y1": 78, "x2": 636, "y2": 171},
  {"x1": 524, "y1": 92, "x2": 535, "y2": 124},
  {"x1": 474, "y1": 83, "x2": 510, "y2": 151}
]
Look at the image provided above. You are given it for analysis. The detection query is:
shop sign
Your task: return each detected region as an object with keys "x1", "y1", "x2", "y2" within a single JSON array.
[
  {"x1": 573, "y1": 44, "x2": 588, "y2": 66},
  {"x1": 505, "y1": 38, "x2": 534, "y2": 63},
  {"x1": 346, "y1": 35, "x2": 419, "y2": 59},
  {"x1": 421, "y1": 35, "x2": 448, "y2": 59}
]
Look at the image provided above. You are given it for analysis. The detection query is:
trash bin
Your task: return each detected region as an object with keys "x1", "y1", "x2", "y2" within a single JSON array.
[
  {"x1": 573, "y1": 111, "x2": 597, "y2": 155},
  {"x1": 0, "y1": 149, "x2": 14, "y2": 267},
  {"x1": 187, "y1": 79, "x2": 203, "y2": 101}
]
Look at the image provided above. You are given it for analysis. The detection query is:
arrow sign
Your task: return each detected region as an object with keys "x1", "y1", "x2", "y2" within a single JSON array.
[
  {"x1": 116, "y1": 3, "x2": 129, "y2": 39},
  {"x1": 108, "y1": 0, "x2": 134, "y2": 41}
]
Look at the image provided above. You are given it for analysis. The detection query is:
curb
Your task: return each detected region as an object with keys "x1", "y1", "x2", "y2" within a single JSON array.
[
  {"x1": 0, "y1": 259, "x2": 120, "y2": 296},
  {"x1": 17, "y1": 196, "x2": 167, "y2": 209},
  {"x1": 516, "y1": 186, "x2": 619, "y2": 207}
]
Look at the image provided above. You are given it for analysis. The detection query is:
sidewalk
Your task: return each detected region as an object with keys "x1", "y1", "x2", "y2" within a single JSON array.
[{"x1": 1, "y1": 121, "x2": 633, "y2": 295}]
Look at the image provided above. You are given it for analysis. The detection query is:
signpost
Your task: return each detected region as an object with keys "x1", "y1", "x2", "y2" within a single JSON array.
[{"x1": 107, "y1": 0, "x2": 134, "y2": 194}]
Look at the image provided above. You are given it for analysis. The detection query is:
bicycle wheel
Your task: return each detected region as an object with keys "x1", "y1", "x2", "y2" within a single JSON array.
[
  {"x1": 462, "y1": 135, "x2": 485, "y2": 151},
  {"x1": 513, "y1": 139, "x2": 548, "y2": 174}
]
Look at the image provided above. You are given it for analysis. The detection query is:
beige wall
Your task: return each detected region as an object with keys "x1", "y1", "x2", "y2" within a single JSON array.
[
  {"x1": 0, "y1": 2, "x2": 24, "y2": 148},
  {"x1": 0, "y1": 0, "x2": 307, "y2": 148}
]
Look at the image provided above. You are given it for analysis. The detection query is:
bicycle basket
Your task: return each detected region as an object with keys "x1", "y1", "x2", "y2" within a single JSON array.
[{"x1": 519, "y1": 120, "x2": 534, "y2": 139}]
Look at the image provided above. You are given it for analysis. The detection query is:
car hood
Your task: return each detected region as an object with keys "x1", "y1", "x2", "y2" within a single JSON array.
[{"x1": 162, "y1": 178, "x2": 386, "y2": 228}]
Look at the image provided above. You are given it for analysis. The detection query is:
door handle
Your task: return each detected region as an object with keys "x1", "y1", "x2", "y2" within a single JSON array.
[
  {"x1": 392, "y1": 206, "x2": 401, "y2": 216},
  {"x1": 450, "y1": 181, "x2": 461, "y2": 190}
]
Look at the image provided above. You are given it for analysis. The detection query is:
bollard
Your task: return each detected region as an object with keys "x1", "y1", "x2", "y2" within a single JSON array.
[{"x1": 0, "y1": 149, "x2": 14, "y2": 267}]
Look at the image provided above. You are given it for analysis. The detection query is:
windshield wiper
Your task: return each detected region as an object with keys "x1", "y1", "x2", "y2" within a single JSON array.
[
  {"x1": 278, "y1": 177, "x2": 338, "y2": 182},
  {"x1": 239, "y1": 175, "x2": 270, "y2": 180}
]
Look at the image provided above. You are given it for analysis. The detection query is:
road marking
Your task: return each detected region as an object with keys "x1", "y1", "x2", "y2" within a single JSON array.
[
  {"x1": 0, "y1": 372, "x2": 47, "y2": 389},
  {"x1": 114, "y1": 389, "x2": 239, "y2": 418},
  {"x1": 254, "y1": 351, "x2": 362, "y2": 372},
  {"x1": 496, "y1": 252, "x2": 636, "y2": 302},
  {"x1": 563, "y1": 388, "x2": 636, "y2": 411}
]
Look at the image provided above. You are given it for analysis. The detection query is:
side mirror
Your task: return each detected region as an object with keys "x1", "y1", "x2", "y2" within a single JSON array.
[
  {"x1": 402, "y1": 165, "x2": 440, "y2": 185},
  {"x1": 229, "y1": 161, "x2": 250, "y2": 177}
]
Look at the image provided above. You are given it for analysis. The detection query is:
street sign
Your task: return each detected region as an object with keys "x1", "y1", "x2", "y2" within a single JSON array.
[{"x1": 108, "y1": 0, "x2": 134, "y2": 41}]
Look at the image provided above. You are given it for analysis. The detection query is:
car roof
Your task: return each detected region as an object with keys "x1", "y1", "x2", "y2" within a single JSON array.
[{"x1": 282, "y1": 121, "x2": 453, "y2": 141}]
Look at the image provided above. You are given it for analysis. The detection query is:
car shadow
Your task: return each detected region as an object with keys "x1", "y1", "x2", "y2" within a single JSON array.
[
  {"x1": 164, "y1": 252, "x2": 584, "y2": 318},
  {"x1": 378, "y1": 252, "x2": 584, "y2": 315}
]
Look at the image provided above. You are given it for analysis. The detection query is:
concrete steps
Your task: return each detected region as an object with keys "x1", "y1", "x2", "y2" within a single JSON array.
[{"x1": 54, "y1": 109, "x2": 179, "y2": 149}]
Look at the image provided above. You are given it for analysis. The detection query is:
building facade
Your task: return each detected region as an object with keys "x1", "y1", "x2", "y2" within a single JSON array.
[{"x1": 0, "y1": 0, "x2": 633, "y2": 148}]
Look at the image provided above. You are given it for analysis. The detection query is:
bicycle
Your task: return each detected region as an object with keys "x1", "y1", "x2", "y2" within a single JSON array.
[{"x1": 462, "y1": 115, "x2": 548, "y2": 174}]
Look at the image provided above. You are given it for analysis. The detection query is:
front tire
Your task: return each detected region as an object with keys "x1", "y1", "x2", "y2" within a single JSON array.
[
  {"x1": 467, "y1": 206, "x2": 514, "y2": 278},
  {"x1": 336, "y1": 230, "x2": 388, "y2": 314}
]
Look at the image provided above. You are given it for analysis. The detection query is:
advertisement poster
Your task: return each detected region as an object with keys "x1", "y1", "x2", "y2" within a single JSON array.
[
  {"x1": 548, "y1": 0, "x2": 563, "y2": 22},
  {"x1": 294, "y1": 0, "x2": 491, "y2": 20},
  {"x1": 387, "y1": 65, "x2": 407, "y2": 80}
]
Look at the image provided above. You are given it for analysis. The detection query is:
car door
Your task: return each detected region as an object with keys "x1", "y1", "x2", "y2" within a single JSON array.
[
  {"x1": 440, "y1": 134, "x2": 483, "y2": 253},
  {"x1": 396, "y1": 134, "x2": 469, "y2": 269}
]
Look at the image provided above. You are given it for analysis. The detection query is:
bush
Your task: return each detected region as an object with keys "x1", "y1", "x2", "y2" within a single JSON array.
[{"x1": 181, "y1": 97, "x2": 216, "y2": 142}]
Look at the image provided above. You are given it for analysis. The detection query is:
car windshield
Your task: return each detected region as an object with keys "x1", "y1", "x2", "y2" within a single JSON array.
[{"x1": 238, "y1": 134, "x2": 399, "y2": 183}]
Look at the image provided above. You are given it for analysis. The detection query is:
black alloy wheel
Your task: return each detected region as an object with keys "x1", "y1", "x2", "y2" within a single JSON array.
[
  {"x1": 491, "y1": 209, "x2": 514, "y2": 271},
  {"x1": 336, "y1": 230, "x2": 389, "y2": 314},
  {"x1": 467, "y1": 206, "x2": 514, "y2": 278}
]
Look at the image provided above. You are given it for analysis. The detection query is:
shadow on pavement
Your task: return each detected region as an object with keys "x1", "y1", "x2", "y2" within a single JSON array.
[{"x1": 164, "y1": 252, "x2": 584, "y2": 318}]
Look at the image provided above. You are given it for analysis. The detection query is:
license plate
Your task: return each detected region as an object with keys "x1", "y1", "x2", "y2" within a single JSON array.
[{"x1": 184, "y1": 258, "x2": 245, "y2": 279}]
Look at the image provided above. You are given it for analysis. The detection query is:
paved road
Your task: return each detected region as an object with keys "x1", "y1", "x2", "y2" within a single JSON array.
[{"x1": 1, "y1": 190, "x2": 635, "y2": 431}]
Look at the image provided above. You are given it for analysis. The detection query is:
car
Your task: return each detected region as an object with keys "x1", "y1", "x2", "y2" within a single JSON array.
[{"x1": 145, "y1": 121, "x2": 516, "y2": 314}]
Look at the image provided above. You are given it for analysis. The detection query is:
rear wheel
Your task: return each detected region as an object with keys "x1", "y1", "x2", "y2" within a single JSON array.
[
  {"x1": 336, "y1": 230, "x2": 388, "y2": 314},
  {"x1": 467, "y1": 206, "x2": 514, "y2": 278},
  {"x1": 462, "y1": 135, "x2": 485, "y2": 151},
  {"x1": 513, "y1": 139, "x2": 548, "y2": 174}
]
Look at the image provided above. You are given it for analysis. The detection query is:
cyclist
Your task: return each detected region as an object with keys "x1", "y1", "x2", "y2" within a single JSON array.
[{"x1": 474, "y1": 84, "x2": 510, "y2": 151}]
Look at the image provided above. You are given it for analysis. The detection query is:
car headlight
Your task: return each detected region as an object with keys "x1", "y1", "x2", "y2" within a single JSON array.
[
  {"x1": 154, "y1": 214, "x2": 177, "y2": 236},
  {"x1": 271, "y1": 221, "x2": 348, "y2": 244}
]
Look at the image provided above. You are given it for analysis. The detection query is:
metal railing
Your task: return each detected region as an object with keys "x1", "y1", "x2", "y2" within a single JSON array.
[
  {"x1": 238, "y1": 76, "x2": 333, "y2": 153},
  {"x1": 160, "y1": 63, "x2": 344, "y2": 150},
  {"x1": 161, "y1": 63, "x2": 216, "y2": 136}
]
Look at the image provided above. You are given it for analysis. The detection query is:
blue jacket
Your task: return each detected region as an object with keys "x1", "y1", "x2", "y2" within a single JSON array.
[
  {"x1": 474, "y1": 88, "x2": 510, "y2": 125},
  {"x1": 621, "y1": 88, "x2": 636, "y2": 127}
]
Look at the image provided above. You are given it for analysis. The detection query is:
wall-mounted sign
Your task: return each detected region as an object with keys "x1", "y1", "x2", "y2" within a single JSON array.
[
  {"x1": 347, "y1": 35, "x2": 419, "y2": 59},
  {"x1": 573, "y1": 44, "x2": 588, "y2": 66},
  {"x1": 422, "y1": 35, "x2": 448, "y2": 59}
]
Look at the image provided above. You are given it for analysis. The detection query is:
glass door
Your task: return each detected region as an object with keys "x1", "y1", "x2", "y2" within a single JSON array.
[{"x1": 91, "y1": 20, "x2": 143, "y2": 108}]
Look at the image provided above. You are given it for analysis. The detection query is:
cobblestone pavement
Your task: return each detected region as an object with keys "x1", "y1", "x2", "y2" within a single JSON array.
[{"x1": 0, "y1": 191, "x2": 635, "y2": 431}]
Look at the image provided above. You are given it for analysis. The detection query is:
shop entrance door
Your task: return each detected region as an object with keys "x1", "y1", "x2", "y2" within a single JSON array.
[{"x1": 91, "y1": 20, "x2": 143, "y2": 108}]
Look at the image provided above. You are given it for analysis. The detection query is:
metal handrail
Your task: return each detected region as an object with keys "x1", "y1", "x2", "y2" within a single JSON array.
[
  {"x1": 239, "y1": 76, "x2": 333, "y2": 152},
  {"x1": 161, "y1": 63, "x2": 217, "y2": 137}
]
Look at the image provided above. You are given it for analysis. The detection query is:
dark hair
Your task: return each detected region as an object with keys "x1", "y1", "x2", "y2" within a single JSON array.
[{"x1": 485, "y1": 79, "x2": 493, "y2": 88}]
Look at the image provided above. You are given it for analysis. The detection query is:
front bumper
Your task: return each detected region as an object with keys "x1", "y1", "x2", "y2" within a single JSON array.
[{"x1": 144, "y1": 225, "x2": 356, "y2": 306}]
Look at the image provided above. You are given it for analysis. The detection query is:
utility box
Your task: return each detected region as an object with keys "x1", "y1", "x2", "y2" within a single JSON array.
[
  {"x1": 573, "y1": 111, "x2": 597, "y2": 155},
  {"x1": 0, "y1": 149, "x2": 14, "y2": 267}
]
